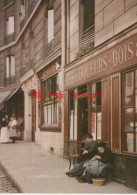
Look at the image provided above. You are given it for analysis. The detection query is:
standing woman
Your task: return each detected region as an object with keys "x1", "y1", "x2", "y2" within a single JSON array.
[
  {"x1": 0, "y1": 117, "x2": 10, "y2": 143},
  {"x1": 9, "y1": 116, "x2": 17, "y2": 143}
]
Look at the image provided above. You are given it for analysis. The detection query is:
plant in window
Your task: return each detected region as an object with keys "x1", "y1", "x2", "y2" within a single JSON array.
[{"x1": 76, "y1": 43, "x2": 94, "y2": 59}]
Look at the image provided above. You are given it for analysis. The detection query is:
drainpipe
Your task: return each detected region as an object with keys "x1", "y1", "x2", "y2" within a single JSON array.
[
  {"x1": 60, "y1": 0, "x2": 66, "y2": 158},
  {"x1": 66, "y1": 0, "x2": 70, "y2": 64}
]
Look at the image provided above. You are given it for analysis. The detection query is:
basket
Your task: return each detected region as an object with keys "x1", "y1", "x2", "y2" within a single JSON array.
[{"x1": 92, "y1": 178, "x2": 105, "y2": 186}]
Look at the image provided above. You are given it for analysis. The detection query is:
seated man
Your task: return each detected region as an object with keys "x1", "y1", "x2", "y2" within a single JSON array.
[
  {"x1": 66, "y1": 133, "x2": 97, "y2": 177},
  {"x1": 78, "y1": 142, "x2": 113, "y2": 183}
]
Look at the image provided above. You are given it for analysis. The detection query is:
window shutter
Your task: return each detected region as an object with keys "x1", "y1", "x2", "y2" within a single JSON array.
[
  {"x1": 111, "y1": 74, "x2": 120, "y2": 152},
  {"x1": 101, "y1": 77, "x2": 110, "y2": 145},
  {"x1": 48, "y1": 10, "x2": 54, "y2": 43},
  {"x1": 64, "y1": 91, "x2": 69, "y2": 140},
  {"x1": 11, "y1": 56, "x2": 15, "y2": 76},
  {"x1": 6, "y1": 57, "x2": 10, "y2": 78}
]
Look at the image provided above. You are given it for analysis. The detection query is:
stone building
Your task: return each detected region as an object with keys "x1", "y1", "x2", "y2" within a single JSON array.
[
  {"x1": 0, "y1": 0, "x2": 137, "y2": 190},
  {"x1": 63, "y1": 0, "x2": 137, "y2": 190},
  {"x1": 0, "y1": 0, "x2": 64, "y2": 157}
]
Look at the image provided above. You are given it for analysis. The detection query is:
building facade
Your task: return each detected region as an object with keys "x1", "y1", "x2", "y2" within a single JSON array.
[
  {"x1": 0, "y1": 0, "x2": 137, "y2": 190},
  {"x1": 63, "y1": 0, "x2": 137, "y2": 190},
  {"x1": 0, "y1": 0, "x2": 64, "y2": 157}
]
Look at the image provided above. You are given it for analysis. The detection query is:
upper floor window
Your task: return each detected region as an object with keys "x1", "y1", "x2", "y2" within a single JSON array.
[
  {"x1": 20, "y1": 0, "x2": 25, "y2": 20},
  {"x1": 83, "y1": 0, "x2": 94, "y2": 31},
  {"x1": 81, "y1": 0, "x2": 94, "y2": 47},
  {"x1": 6, "y1": 16, "x2": 14, "y2": 35},
  {"x1": 6, "y1": 55, "x2": 15, "y2": 78},
  {"x1": 48, "y1": 9, "x2": 54, "y2": 43}
]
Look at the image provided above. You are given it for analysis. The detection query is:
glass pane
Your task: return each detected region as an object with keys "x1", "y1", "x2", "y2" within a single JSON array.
[
  {"x1": 124, "y1": 108, "x2": 134, "y2": 132},
  {"x1": 125, "y1": 133, "x2": 134, "y2": 152},
  {"x1": 91, "y1": 83, "x2": 96, "y2": 112},
  {"x1": 90, "y1": 112, "x2": 96, "y2": 140},
  {"x1": 97, "y1": 112, "x2": 102, "y2": 140},
  {"x1": 96, "y1": 81, "x2": 101, "y2": 113},
  {"x1": 48, "y1": 105, "x2": 51, "y2": 124},
  {"x1": 69, "y1": 91, "x2": 74, "y2": 139},
  {"x1": 53, "y1": 103, "x2": 57, "y2": 124},
  {"x1": 70, "y1": 110, "x2": 74, "y2": 139},
  {"x1": 44, "y1": 106, "x2": 48, "y2": 124},
  {"x1": 124, "y1": 71, "x2": 134, "y2": 107}
]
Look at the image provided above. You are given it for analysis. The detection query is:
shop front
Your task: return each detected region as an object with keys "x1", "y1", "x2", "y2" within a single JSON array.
[
  {"x1": 64, "y1": 33, "x2": 137, "y2": 189},
  {"x1": 37, "y1": 58, "x2": 64, "y2": 157}
]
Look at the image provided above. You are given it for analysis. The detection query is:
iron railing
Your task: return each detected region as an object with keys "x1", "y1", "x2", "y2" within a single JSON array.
[
  {"x1": 43, "y1": 39, "x2": 54, "y2": 60},
  {"x1": 4, "y1": 0, "x2": 14, "y2": 7},
  {"x1": 4, "y1": 76, "x2": 15, "y2": 86},
  {"x1": 82, "y1": 24, "x2": 95, "y2": 47},
  {"x1": 20, "y1": 59, "x2": 34, "y2": 77},
  {"x1": 4, "y1": 32, "x2": 15, "y2": 45}
]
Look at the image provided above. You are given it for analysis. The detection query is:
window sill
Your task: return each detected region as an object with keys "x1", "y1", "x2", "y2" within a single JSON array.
[{"x1": 40, "y1": 125, "x2": 61, "y2": 132}]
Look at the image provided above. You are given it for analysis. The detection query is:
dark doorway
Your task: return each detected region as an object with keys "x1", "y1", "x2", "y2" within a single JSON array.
[{"x1": 77, "y1": 85, "x2": 88, "y2": 152}]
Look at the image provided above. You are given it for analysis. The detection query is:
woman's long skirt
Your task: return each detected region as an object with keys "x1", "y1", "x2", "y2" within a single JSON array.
[
  {"x1": 0, "y1": 127, "x2": 10, "y2": 143},
  {"x1": 9, "y1": 127, "x2": 17, "y2": 138}
]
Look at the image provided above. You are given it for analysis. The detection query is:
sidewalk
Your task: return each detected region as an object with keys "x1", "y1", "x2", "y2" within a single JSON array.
[{"x1": 0, "y1": 141, "x2": 136, "y2": 193}]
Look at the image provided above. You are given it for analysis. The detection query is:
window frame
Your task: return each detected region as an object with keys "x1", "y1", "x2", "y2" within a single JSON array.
[
  {"x1": 122, "y1": 68, "x2": 137, "y2": 154},
  {"x1": 40, "y1": 74, "x2": 61, "y2": 132},
  {"x1": 6, "y1": 55, "x2": 15, "y2": 78}
]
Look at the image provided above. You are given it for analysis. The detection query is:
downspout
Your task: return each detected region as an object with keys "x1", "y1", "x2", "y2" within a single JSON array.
[
  {"x1": 60, "y1": 0, "x2": 66, "y2": 158},
  {"x1": 66, "y1": 0, "x2": 70, "y2": 64}
]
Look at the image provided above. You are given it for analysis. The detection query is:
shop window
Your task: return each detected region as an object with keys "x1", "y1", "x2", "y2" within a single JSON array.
[
  {"x1": 43, "y1": 75, "x2": 58, "y2": 126},
  {"x1": 90, "y1": 81, "x2": 101, "y2": 140},
  {"x1": 48, "y1": 9, "x2": 54, "y2": 43},
  {"x1": 69, "y1": 89, "x2": 77, "y2": 140},
  {"x1": 81, "y1": 0, "x2": 94, "y2": 47},
  {"x1": 6, "y1": 16, "x2": 14, "y2": 35},
  {"x1": 123, "y1": 69, "x2": 137, "y2": 153}
]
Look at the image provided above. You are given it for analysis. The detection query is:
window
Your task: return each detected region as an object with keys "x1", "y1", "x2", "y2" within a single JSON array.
[
  {"x1": 81, "y1": 0, "x2": 94, "y2": 47},
  {"x1": 20, "y1": 0, "x2": 25, "y2": 20},
  {"x1": 6, "y1": 16, "x2": 14, "y2": 35},
  {"x1": 48, "y1": 9, "x2": 54, "y2": 43},
  {"x1": 122, "y1": 69, "x2": 137, "y2": 153},
  {"x1": 43, "y1": 75, "x2": 58, "y2": 126},
  {"x1": 90, "y1": 81, "x2": 101, "y2": 140},
  {"x1": 6, "y1": 56, "x2": 15, "y2": 78},
  {"x1": 69, "y1": 89, "x2": 77, "y2": 140}
]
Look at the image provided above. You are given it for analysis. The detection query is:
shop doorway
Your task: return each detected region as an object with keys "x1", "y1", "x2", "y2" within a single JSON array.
[{"x1": 77, "y1": 85, "x2": 88, "y2": 152}]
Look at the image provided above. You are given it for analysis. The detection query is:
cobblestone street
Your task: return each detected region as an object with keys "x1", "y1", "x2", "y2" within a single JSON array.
[{"x1": 0, "y1": 168, "x2": 18, "y2": 193}]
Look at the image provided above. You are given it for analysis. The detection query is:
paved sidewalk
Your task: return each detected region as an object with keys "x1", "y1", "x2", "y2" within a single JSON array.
[{"x1": 0, "y1": 142, "x2": 136, "y2": 193}]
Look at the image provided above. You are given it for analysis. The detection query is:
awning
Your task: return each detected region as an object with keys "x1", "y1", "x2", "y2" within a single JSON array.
[
  {"x1": 6, "y1": 85, "x2": 21, "y2": 102},
  {"x1": 0, "y1": 85, "x2": 21, "y2": 110},
  {"x1": 0, "y1": 89, "x2": 13, "y2": 108}
]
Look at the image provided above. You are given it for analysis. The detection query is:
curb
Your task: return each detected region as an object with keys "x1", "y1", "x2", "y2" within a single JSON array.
[{"x1": 0, "y1": 161, "x2": 24, "y2": 193}]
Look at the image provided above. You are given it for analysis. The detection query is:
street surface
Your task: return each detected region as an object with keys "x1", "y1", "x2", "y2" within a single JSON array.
[
  {"x1": 0, "y1": 167, "x2": 18, "y2": 193},
  {"x1": 0, "y1": 141, "x2": 136, "y2": 193}
]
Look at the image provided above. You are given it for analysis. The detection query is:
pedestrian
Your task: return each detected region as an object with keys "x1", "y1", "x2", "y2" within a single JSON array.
[
  {"x1": 0, "y1": 116, "x2": 10, "y2": 143},
  {"x1": 9, "y1": 116, "x2": 17, "y2": 143}
]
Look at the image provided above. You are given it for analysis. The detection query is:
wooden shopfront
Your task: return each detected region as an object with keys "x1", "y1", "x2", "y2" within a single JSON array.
[{"x1": 64, "y1": 34, "x2": 137, "y2": 190}]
